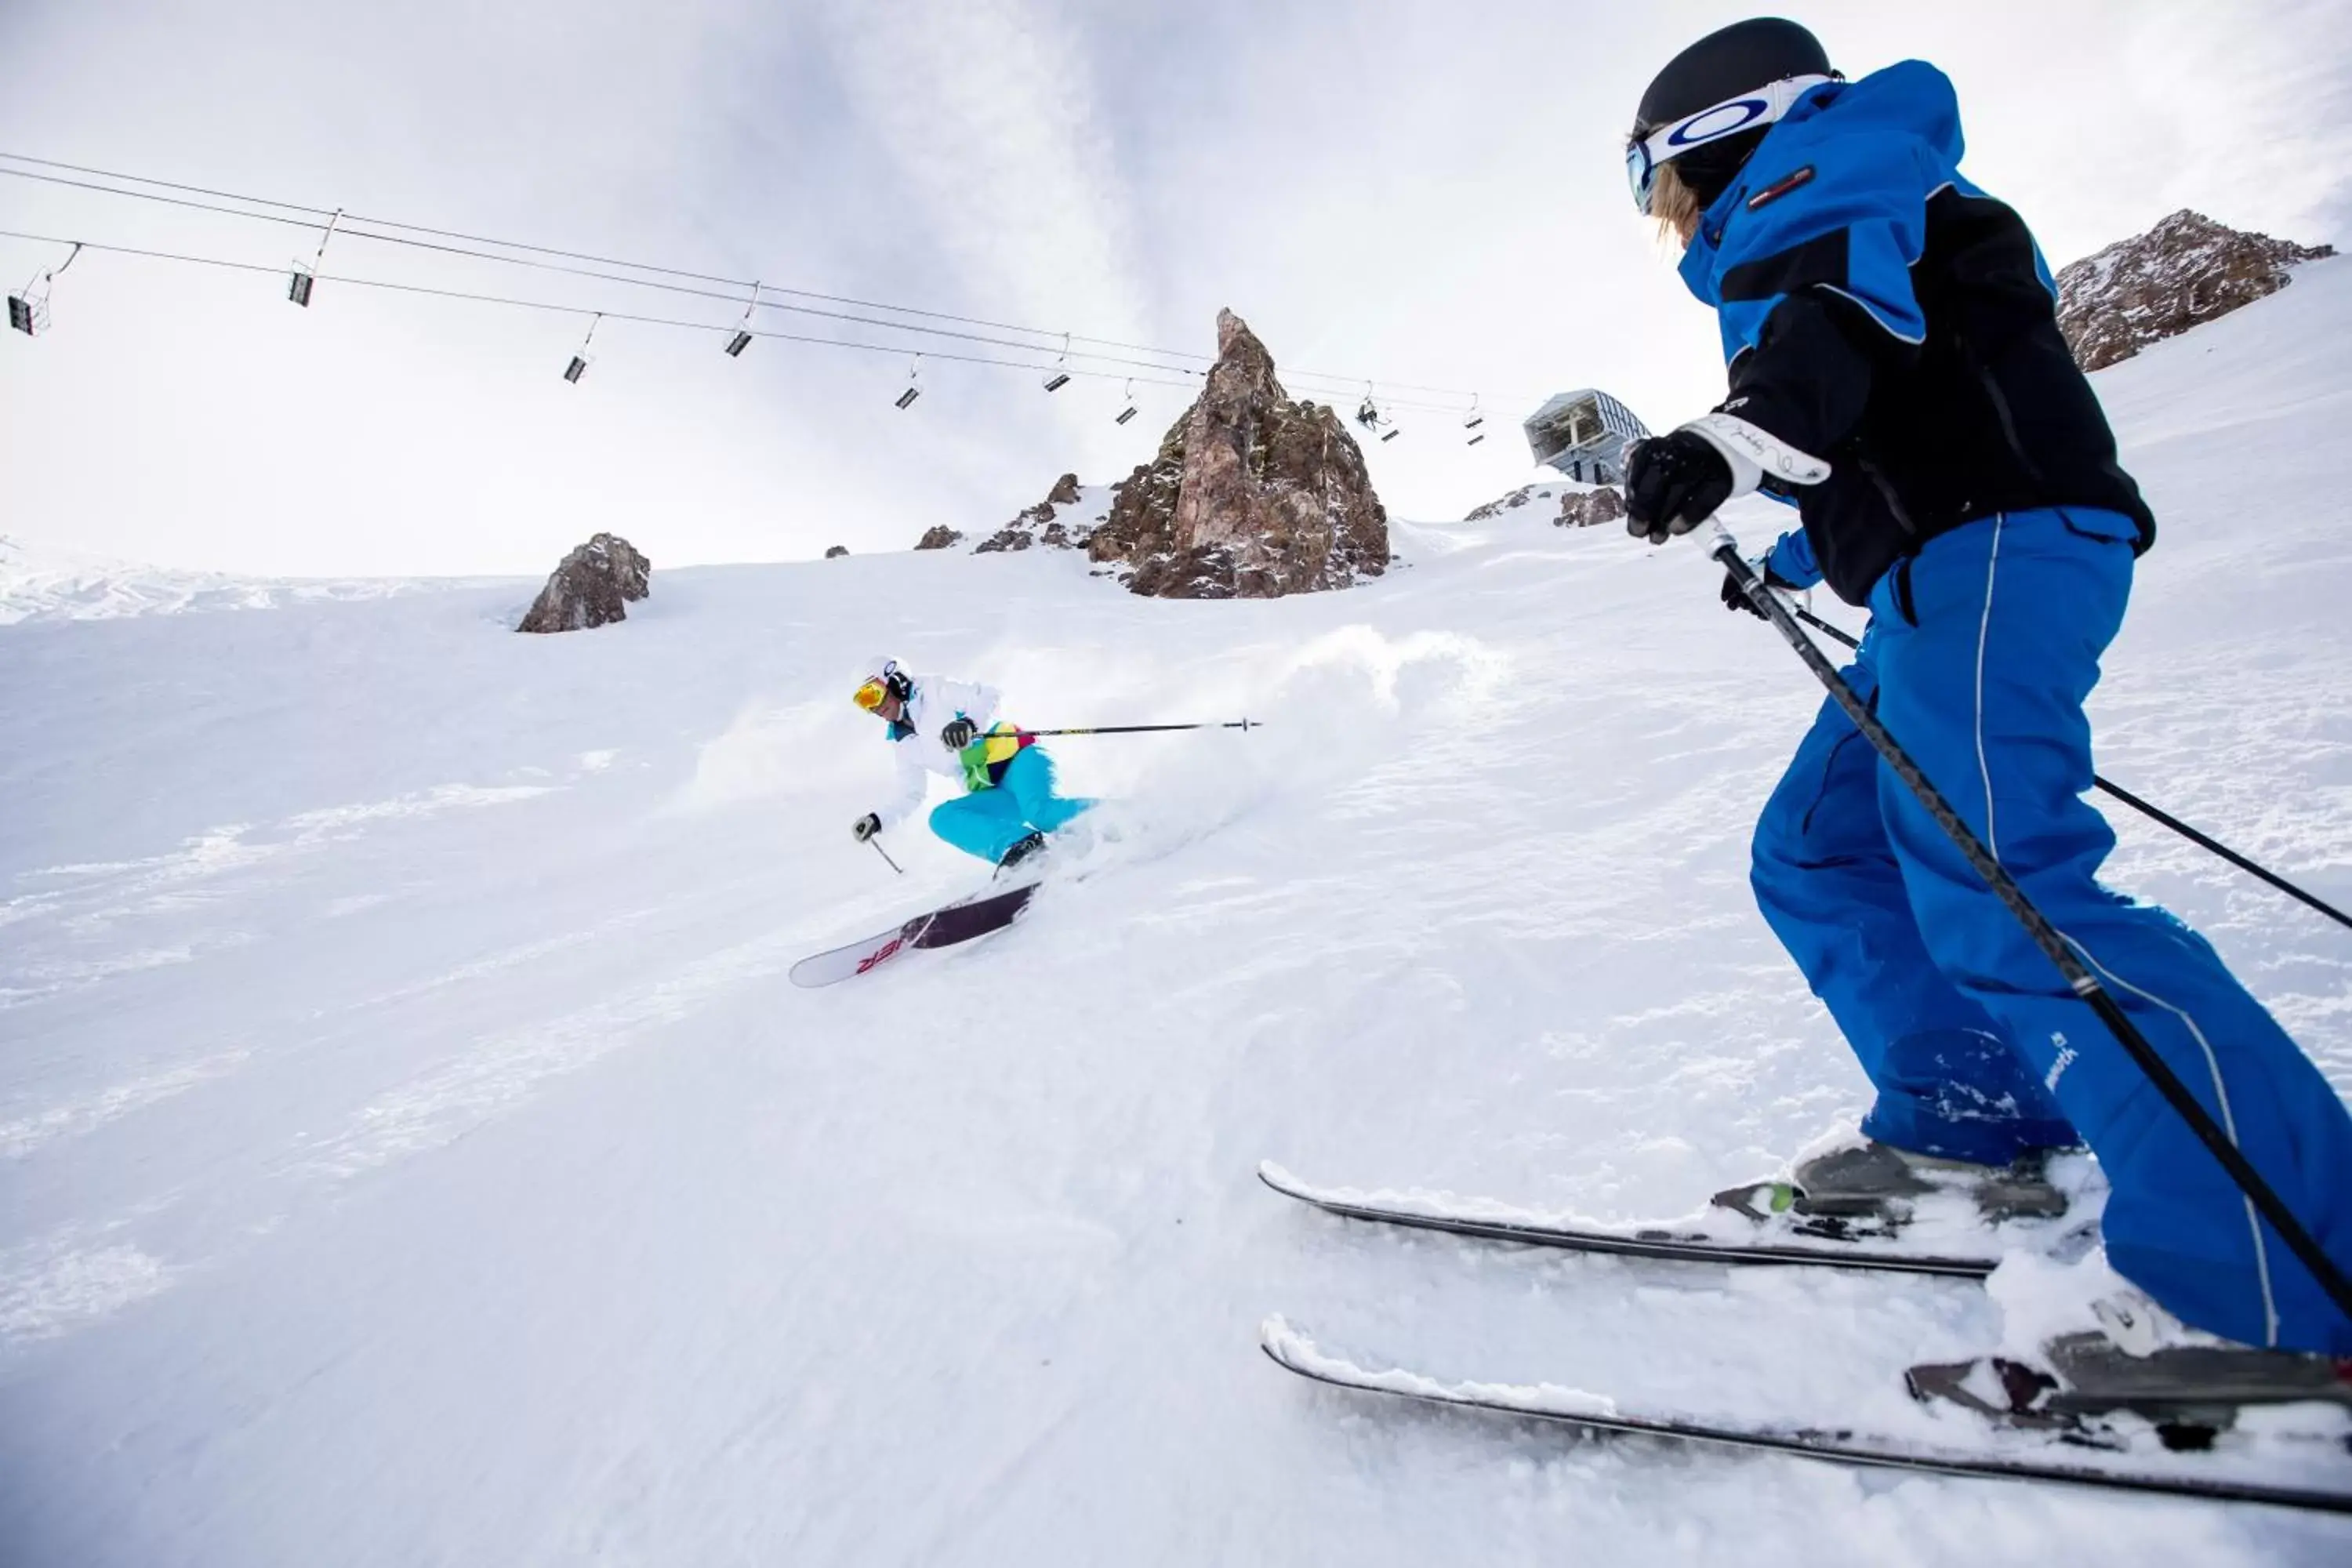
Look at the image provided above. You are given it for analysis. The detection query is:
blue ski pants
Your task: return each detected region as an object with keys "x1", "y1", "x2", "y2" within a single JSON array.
[
  {"x1": 928, "y1": 746, "x2": 1091, "y2": 863},
  {"x1": 1750, "y1": 508, "x2": 2352, "y2": 1353}
]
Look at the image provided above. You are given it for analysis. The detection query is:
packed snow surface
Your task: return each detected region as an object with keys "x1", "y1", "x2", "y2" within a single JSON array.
[{"x1": 5, "y1": 263, "x2": 2351, "y2": 1565}]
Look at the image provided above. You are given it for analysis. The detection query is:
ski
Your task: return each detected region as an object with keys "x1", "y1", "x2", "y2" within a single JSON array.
[
  {"x1": 1259, "y1": 1161, "x2": 2006, "y2": 1279},
  {"x1": 1260, "y1": 1317, "x2": 2352, "y2": 1515},
  {"x1": 789, "y1": 881, "x2": 1038, "y2": 988}
]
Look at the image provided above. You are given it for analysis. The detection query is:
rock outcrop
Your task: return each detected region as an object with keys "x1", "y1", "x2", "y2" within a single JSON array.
[
  {"x1": 2056, "y1": 209, "x2": 2334, "y2": 373},
  {"x1": 1460, "y1": 483, "x2": 1622, "y2": 528},
  {"x1": 913, "y1": 526, "x2": 965, "y2": 551},
  {"x1": 1086, "y1": 310, "x2": 1388, "y2": 598},
  {"x1": 974, "y1": 474, "x2": 1090, "y2": 554},
  {"x1": 824, "y1": 545, "x2": 849, "y2": 559},
  {"x1": 516, "y1": 532, "x2": 650, "y2": 633},
  {"x1": 1557, "y1": 487, "x2": 1625, "y2": 528},
  {"x1": 1465, "y1": 485, "x2": 1557, "y2": 521}
]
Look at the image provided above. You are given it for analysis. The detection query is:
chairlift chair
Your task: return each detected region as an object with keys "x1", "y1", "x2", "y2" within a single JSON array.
[
  {"x1": 563, "y1": 313, "x2": 601, "y2": 384},
  {"x1": 895, "y1": 355, "x2": 923, "y2": 410},
  {"x1": 1114, "y1": 379, "x2": 1138, "y2": 423},
  {"x1": 287, "y1": 210, "x2": 341, "y2": 309},
  {"x1": 1041, "y1": 332, "x2": 1072, "y2": 393},
  {"x1": 724, "y1": 282, "x2": 760, "y2": 357},
  {"x1": 9, "y1": 243, "x2": 81, "y2": 338}
]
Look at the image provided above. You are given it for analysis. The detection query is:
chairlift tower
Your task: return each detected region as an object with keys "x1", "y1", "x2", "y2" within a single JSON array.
[{"x1": 1523, "y1": 388, "x2": 1650, "y2": 485}]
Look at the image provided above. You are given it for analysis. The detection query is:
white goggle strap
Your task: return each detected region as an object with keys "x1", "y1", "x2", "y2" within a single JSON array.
[{"x1": 1630, "y1": 74, "x2": 1833, "y2": 209}]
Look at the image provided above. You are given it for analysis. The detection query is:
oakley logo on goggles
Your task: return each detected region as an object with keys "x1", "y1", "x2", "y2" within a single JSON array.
[{"x1": 1626, "y1": 74, "x2": 1832, "y2": 215}]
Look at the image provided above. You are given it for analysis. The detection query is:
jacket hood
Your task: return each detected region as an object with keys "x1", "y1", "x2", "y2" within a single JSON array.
[{"x1": 1678, "y1": 60, "x2": 1965, "y2": 303}]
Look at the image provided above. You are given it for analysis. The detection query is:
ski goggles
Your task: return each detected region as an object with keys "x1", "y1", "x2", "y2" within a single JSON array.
[
  {"x1": 853, "y1": 661, "x2": 903, "y2": 712},
  {"x1": 1626, "y1": 74, "x2": 1832, "y2": 215}
]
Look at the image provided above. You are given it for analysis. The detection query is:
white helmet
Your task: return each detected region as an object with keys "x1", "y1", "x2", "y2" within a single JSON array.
[{"x1": 851, "y1": 656, "x2": 913, "y2": 713}]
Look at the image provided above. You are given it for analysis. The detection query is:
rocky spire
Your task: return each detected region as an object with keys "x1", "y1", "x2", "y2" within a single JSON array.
[{"x1": 1087, "y1": 309, "x2": 1389, "y2": 598}]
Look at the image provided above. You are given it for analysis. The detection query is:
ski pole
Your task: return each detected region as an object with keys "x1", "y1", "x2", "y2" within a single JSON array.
[
  {"x1": 1781, "y1": 600, "x2": 2351, "y2": 935},
  {"x1": 1011, "y1": 720, "x2": 1261, "y2": 739},
  {"x1": 869, "y1": 837, "x2": 903, "y2": 876},
  {"x1": 1710, "y1": 521, "x2": 2352, "y2": 1329}
]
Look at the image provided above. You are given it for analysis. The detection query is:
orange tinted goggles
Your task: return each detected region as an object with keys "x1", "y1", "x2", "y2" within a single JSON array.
[{"x1": 853, "y1": 677, "x2": 892, "y2": 712}]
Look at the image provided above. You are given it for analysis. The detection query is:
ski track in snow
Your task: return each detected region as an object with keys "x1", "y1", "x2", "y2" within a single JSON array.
[{"x1": 0, "y1": 265, "x2": 2349, "y2": 1564}]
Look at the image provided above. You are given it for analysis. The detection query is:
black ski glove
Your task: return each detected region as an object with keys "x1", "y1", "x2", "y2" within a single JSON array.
[
  {"x1": 1624, "y1": 429, "x2": 1735, "y2": 544},
  {"x1": 851, "y1": 811, "x2": 882, "y2": 842},
  {"x1": 1721, "y1": 561, "x2": 1797, "y2": 619},
  {"x1": 940, "y1": 717, "x2": 978, "y2": 750}
]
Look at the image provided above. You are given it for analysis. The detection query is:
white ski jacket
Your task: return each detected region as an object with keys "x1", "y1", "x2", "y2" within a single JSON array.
[{"x1": 873, "y1": 674, "x2": 1002, "y2": 828}]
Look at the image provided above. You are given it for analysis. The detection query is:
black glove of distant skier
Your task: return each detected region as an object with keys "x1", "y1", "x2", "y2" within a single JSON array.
[
  {"x1": 851, "y1": 812, "x2": 882, "y2": 843},
  {"x1": 1721, "y1": 561, "x2": 1796, "y2": 620},
  {"x1": 940, "y1": 718, "x2": 978, "y2": 750},
  {"x1": 1624, "y1": 429, "x2": 1735, "y2": 544}
]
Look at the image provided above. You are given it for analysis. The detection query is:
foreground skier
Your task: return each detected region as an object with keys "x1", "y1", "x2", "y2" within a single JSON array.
[
  {"x1": 850, "y1": 659, "x2": 1091, "y2": 872},
  {"x1": 1617, "y1": 17, "x2": 2352, "y2": 1360}
]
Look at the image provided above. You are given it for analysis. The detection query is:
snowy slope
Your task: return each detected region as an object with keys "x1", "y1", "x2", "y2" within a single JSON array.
[
  {"x1": 3, "y1": 263, "x2": 2350, "y2": 1566},
  {"x1": 0, "y1": 533, "x2": 479, "y2": 626}
]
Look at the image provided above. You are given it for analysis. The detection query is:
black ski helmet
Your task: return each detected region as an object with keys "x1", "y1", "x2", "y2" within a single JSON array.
[
  {"x1": 1635, "y1": 17, "x2": 1832, "y2": 136},
  {"x1": 1632, "y1": 18, "x2": 1835, "y2": 208}
]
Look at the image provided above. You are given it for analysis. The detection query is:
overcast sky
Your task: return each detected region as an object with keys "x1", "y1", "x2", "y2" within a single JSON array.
[{"x1": 3, "y1": 0, "x2": 2348, "y2": 577}]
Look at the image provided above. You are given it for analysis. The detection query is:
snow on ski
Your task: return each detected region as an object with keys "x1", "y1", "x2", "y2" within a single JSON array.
[
  {"x1": 789, "y1": 881, "x2": 1037, "y2": 988},
  {"x1": 1259, "y1": 1161, "x2": 2009, "y2": 1279},
  {"x1": 1259, "y1": 1318, "x2": 2352, "y2": 1516}
]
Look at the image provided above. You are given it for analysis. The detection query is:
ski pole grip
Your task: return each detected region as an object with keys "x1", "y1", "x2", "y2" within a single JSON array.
[{"x1": 1697, "y1": 518, "x2": 1742, "y2": 568}]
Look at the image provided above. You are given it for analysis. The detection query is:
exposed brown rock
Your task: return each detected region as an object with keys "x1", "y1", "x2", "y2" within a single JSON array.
[
  {"x1": 2056, "y1": 209, "x2": 2334, "y2": 373},
  {"x1": 824, "y1": 545, "x2": 849, "y2": 559},
  {"x1": 1557, "y1": 487, "x2": 1625, "y2": 528},
  {"x1": 1465, "y1": 485, "x2": 1556, "y2": 521},
  {"x1": 960, "y1": 474, "x2": 1098, "y2": 556},
  {"x1": 1087, "y1": 308, "x2": 1388, "y2": 599},
  {"x1": 913, "y1": 525, "x2": 965, "y2": 551},
  {"x1": 516, "y1": 532, "x2": 650, "y2": 633}
]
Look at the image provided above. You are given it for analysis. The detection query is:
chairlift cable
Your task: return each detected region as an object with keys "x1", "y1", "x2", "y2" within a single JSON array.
[
  {"x1": 1, "y1": 151, "x2": 1553, "y2": 411},
  {"x1": 0, "y1": 227, "x2": 1207, "y2": 388}
]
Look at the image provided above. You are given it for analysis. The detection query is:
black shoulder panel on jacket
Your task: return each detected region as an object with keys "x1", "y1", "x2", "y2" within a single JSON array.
[{"x1": 1721, "y1": 229, "x2": 1849, "y2": 304}]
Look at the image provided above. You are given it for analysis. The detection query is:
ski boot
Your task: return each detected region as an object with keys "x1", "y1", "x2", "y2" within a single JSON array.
[
  {"x1": 993, "y1": 831, "x2": 1049, "y2": 881},
  {"x1": 1711, "y1": 1141, "x2": 2071, "y2": 1243},
  {"x1": 1908, "y1": 1316, "x2": 2352, "y2": 1450}
]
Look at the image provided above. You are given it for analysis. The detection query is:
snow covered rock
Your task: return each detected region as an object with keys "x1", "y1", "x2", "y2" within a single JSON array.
[
  {"x1": 1087, "y1": 309, "x2": 1389, "y2": 599},
  {"x1": 2056, "y1": 209, "x2": 2334, "y2": 373},
  {"x1": 515, "y1": 532, "x2": 651, "y2": 633},
  {"x1": 1557, "y1": 487, "x2": 1625, "y2": 528},
  {"x1": 975, "y1": 474, "x2": 1090, "y2": 554},
  {"x1": 913, "y1": 526, "x2": 965, "y2": 551},
  {"x1": 1464, "y1": 485, "x2": 1558, "y2": 521}
]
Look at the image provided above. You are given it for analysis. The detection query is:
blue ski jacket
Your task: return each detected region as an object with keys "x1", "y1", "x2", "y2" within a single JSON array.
[{"x1": 1677, "y1": 61, "x2": 2153, "y2": 604}]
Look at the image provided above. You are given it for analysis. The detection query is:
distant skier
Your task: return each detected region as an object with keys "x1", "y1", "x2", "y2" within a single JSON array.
[
  {"x1": 1617, "y1": 17, "x2": 2352, "y2": 1359},
  {"x1": 850, "y1": 659, "x2": 1091, "y2": 873}
]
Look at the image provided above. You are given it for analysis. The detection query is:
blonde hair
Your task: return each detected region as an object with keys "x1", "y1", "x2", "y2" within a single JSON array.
[{"x1": 1648, "y1": 159, "x2": 1704, "y2": 250}]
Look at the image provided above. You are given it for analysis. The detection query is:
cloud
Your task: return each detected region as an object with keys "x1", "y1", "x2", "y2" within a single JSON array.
[{"x1": 820, "y1": 0, "x2": 1150, "y2": 344}]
